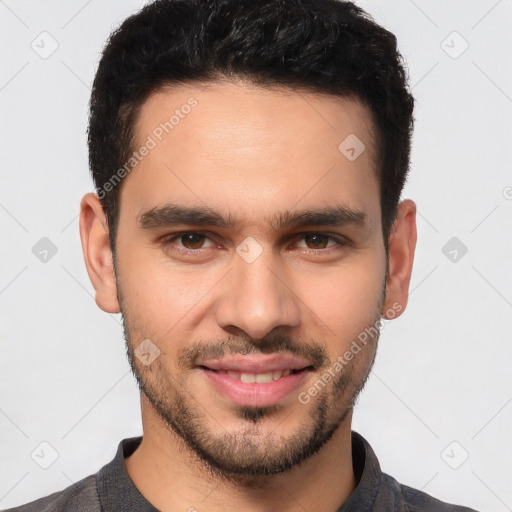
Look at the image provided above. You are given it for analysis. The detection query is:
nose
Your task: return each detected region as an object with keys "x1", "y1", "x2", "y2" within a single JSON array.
[{"x1": 214, "y1": 247, "x2": 301, "y2": 340}]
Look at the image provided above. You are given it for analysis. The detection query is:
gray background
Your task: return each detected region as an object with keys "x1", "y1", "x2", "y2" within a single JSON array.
[{"x1": 1, "y1": 1, "x2": 511, "y2": 510}]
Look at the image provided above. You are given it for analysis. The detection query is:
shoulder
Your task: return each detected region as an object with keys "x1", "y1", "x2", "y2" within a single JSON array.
[
  {"x1": 349, "y1": 432, "x2": 479, "y2": 512},
  {"x1": 2, "y1": 474, "x2": 100, "y2": 512},
  {"x1": 382, "y1": 472, "x2": 479, "y2": 512}
]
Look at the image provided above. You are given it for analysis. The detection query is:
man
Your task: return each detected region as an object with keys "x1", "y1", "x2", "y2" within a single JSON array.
[{"x1": 6, "y1": 0, "x2": 479, "y2": 510}]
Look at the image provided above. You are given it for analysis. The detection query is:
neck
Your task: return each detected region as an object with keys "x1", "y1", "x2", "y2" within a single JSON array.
[{"x1": 125, "y1": 395, "x2": 357, "y2": 512}]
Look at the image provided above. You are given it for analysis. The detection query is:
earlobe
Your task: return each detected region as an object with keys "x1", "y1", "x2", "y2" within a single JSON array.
[
  {"x1": 79, "y1": 192, "x2": 121, "y2": 314},
  {"x1": 381, "y1": 199, "x2": 417, "y2": 319}
]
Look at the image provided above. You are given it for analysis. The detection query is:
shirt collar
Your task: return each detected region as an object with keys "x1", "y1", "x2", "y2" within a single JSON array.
[
  {"x1": 336, "y1": 431, "x2": 382, "y2": 511},
  {"x1": 96, "y1": 436, "x2": 159, "y2": 512}
]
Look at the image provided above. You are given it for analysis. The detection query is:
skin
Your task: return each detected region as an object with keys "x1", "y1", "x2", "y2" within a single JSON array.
[{"x1": 79, "y1": 80, "x2": 417, "y2": 512}]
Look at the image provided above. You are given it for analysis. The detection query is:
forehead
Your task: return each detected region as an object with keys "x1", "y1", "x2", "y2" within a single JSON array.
[
  {"x1": 134, "y1": 80, "x2": 377, "y2": 161},
  {"x1": 120, "y1": 80, "x2": 380, "y2": 228}
]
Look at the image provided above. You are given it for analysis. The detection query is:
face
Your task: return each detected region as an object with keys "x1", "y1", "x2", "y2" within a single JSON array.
[{"x1": 81, "y1": 80, "x2": 415, "y2": 481}]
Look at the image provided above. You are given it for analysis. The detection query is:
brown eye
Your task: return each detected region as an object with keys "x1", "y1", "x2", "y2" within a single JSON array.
[
  {"x1": 303, "y1": 234, "x2": 332, "y2": 249},
  {"x1": 160, "y1": 231, "x2": 216, "y2": 253},
  {"x1": 180, "y1": 233, "x2": 206, "y2": 249}
]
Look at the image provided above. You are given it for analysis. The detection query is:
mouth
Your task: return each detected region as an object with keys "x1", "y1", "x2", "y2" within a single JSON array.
[
  {"x1": 198, "y1": 366, "x2": 312, "y2": 383},
  {"x1": 196, "y1": 355, "x2": 315, "y2": 407}
]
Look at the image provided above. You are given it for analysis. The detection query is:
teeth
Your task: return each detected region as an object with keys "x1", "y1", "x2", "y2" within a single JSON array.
[
  {"x1": 255, "y1": 372, "x2": 274, "y2": 383},
  {"x1": 219, "y1": 369, "x2": 296, "y2": 383},
  {"x1": 240, "y1": 373, "x2": 255, "y2": 383}
]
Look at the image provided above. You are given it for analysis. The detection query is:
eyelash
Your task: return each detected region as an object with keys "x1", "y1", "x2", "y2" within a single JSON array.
[{"x1": 160, "y1": 231, "x2": 349, "y2": 254}]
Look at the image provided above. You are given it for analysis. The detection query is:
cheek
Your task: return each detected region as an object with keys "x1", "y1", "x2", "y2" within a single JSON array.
[
  {"x1": 294, "y1": 259, "x2": 384, "y2": 350},
  {"x1": 117, "y1": 248, "x2": 223, "y2": 336}
]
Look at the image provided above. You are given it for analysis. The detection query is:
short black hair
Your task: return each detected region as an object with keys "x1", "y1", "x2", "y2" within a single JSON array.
[{"x1": 88, "y1": 0, "x2": 414, "y2": 260}]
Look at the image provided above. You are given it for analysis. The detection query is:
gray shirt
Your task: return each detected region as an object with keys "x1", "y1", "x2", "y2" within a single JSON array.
[{"x1": 4, "y1": 432, "x2": 478, "y2": 511}]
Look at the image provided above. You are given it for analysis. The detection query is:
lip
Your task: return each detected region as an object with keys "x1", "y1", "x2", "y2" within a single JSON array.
[
  {"x1": 198, "y1": 354, "x2": 313, "y2": 373},
  {"x1": 200, "y1": 367, "x2": 312, "y2": 407},
  {"x1": 198, "y1": 356, "x2": 314, "y2": 407}
]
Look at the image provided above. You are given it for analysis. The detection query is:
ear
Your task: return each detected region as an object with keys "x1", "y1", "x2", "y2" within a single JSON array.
[
  {"x1": 381, "y1": 199, "x2": 417, "y2": 319},
  {"x1": 79, "y1": 192, "x2": 121, "y2": 314}
]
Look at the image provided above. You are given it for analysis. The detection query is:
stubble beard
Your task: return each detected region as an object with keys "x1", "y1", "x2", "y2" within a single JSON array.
[{"x1": 119, "y1": 279, "x2": 385, "y2": 484}]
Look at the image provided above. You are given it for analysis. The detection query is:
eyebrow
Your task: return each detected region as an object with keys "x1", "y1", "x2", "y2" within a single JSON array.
[{"x1": 137, "y1": 203, "x2": 369, "y2": 232}]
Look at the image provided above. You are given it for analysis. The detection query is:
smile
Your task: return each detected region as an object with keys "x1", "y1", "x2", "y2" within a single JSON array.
[{"x1": 205, "y1": 368, "x2": 301, "y2": 383}]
